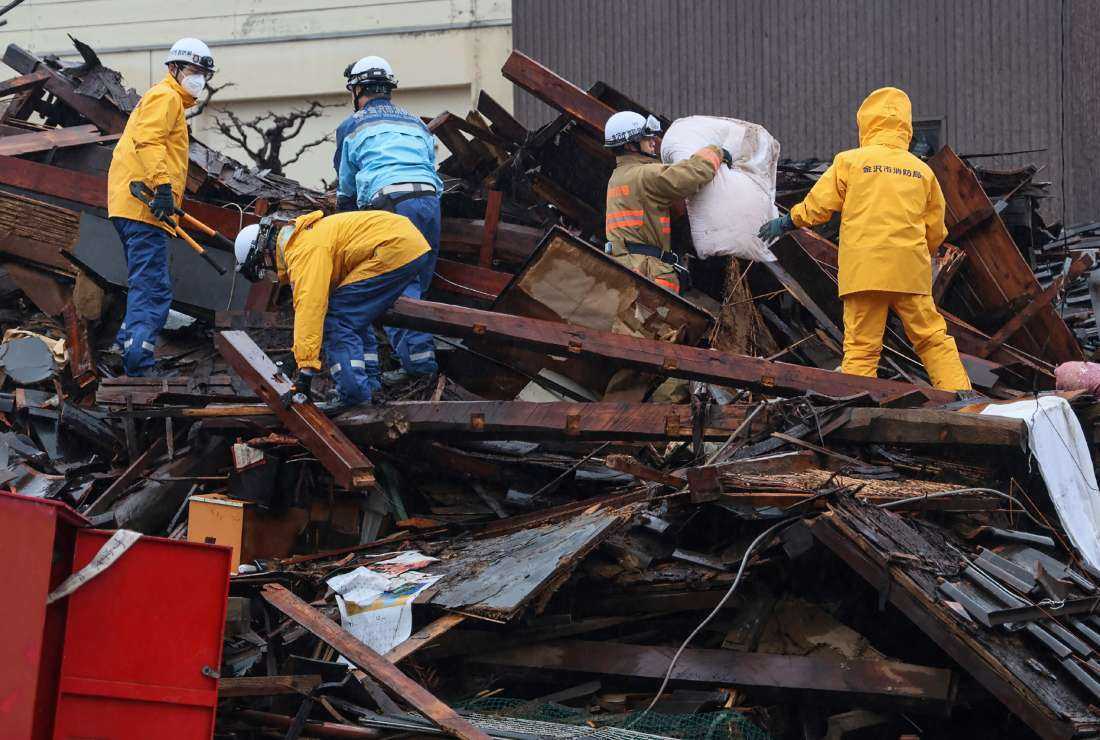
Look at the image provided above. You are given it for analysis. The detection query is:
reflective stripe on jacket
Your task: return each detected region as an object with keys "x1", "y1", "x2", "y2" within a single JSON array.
[
  {"x1": 789, "y1": 87, "x2": 948, "y2": 297},
  {"x1": 107, "y1": 73, "x2": 194, "y2": 232},
  {"x1": 604, "y1": 147, "x2": 720, "y2": 252},
  {"x1": 283, "y1": 210, "x2": 430, "y2": 371},
  {"x1": 336, "y1": 98, "x2": 442, "y2": 207}
]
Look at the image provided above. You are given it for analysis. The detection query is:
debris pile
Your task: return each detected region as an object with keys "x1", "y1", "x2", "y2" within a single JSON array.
[{"x1": 3, "y1": 41, "x2": 1100, "y2": 740}]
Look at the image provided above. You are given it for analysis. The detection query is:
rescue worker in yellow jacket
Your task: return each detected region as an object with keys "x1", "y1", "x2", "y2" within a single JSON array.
[
  {"x1": 236, "y1": 210, "x2": 432, "y2": 407},
  {"x1": 603, "y1": 111, "x2": 729, "y2": 292},
  {"x1": 106, "y1": 38, "x2": 215, "y2": 376},
  {"x1": 758, "y1": 87, "x2": 972, "y2": 392}
]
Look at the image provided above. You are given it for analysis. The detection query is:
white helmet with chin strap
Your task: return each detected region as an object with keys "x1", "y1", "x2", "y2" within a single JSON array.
[
  {"x1": 344, "y1": 56, "x2": 397, "y2": 92},
  {"x1": 604, "y1": 111, "x2": 661, "y2": 148},
  {"x1": 164, "y1": 38, "x2": 216, "y2": 75},
  {"x1": 233, "y1": 224, "x2": 261, "y2": 271}
]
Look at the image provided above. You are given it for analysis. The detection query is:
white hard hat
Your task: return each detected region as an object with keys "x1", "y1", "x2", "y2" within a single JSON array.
[
  {"x1": 234, "y1": 224, "x2": 260, "y2": 268},
  {"x1": 344, "y1": 56, "x2": 397, "y2": 90},
  {"x1": 164, "y1": 38, "x2": 215, "y2": 73},
  {"x1": 604, "y1": 111, "x2": 661, "y2": 148}
]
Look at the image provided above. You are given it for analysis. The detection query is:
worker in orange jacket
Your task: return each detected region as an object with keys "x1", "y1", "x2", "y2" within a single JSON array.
[
  {"x1": 602, "y1": 111, "x2": 728, "y2": 293},
  {"x1": 758, "y1": 87, "x2": 972, "y2": 392}
]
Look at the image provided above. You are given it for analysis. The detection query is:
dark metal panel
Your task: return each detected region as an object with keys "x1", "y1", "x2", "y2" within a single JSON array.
[{"x1": 513, "y1": 0, "x2": 1092, "y2": 221}]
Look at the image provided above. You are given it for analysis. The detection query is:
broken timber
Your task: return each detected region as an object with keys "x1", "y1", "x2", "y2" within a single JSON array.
[
  {"x1": 384, "y1": 297, "x2": 957, "y2": 405},
  {"x1": 501, "y1": 51, "x2": 615, "y2": 136},
  {"x1": 809, "y1": 497, "x2": 1100, "y2": 740},
  {"x1": 929, "y1": 146, "x2": 1082, "y2": 364},
  {"x1": 828, "y1": 407, "x2": 1027, "y2": 447},
  {"x1": 474, "y1": 639, "x2": 956, "y2": 713},
  {"x1": 337, "y1": 401, "x2": 769, "y2": 444},
  {"x1": 261, "y1": 584, "x2": 490, "y2": 740},
  {"x1": 215, "y1": 330, "x2": 375, "y2": 490}
]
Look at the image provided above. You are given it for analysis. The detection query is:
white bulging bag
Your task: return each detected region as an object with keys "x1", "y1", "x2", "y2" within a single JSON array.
[{"x1": 661, "y1": 116, "x2": 780, "y2": 262}]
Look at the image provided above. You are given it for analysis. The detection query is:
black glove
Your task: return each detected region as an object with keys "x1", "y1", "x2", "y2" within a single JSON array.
[
  {"x1": 150, "y1": 184, "x2": 175, "y2": 221},
  {"x1": 279, "y1": 369, "x2": 315, "y2": 407},
  {"x1": 720, "y1": 148, "x2": 734, "y2": 168},
  {"x1": 757, "y1": 213, "x2": 795, "y2": 242},
  {"x1": 336, "y1": 194, "x2": 357, "y2": 213}
]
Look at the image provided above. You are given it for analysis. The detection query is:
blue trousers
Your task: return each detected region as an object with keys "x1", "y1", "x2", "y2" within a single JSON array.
[
  {"x1": 322, "y1": 253, "x2": 432, "y2": 405},
  {"x1": 112, "y1": 218, "x2": 171, "y2": 376},
  {"x1": 384, "y1": 195, "x2": 440, "y2": 376}
]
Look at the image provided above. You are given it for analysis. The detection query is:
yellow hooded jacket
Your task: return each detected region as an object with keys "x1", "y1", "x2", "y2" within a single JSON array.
[
  {"x1": 282, "y1": 210, "x2": 430, "y2": 371},
  {"x1": 789, "y1": 87, "x2": 948, "y2": 297},
  {"x1": 107, "y1": 73, "x2": 195, "y2": 233}
]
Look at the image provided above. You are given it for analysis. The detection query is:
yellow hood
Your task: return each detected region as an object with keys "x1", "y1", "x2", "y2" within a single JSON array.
[{"x1": 856, "y1": 87, "x2": 912, "y2": 149}]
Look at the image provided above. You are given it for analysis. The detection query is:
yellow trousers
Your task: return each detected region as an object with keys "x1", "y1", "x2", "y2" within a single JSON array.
[{"x1": 841, "y1": 290, "x2": 972, "y2": 391}]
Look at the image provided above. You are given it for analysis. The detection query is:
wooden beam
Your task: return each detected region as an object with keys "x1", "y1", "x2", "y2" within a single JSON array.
[
  {"x1": 215, "y1": 330, "x2": 376, "y2": 490},
  {"x1": 0, "y1": 155, "x2": 257, "y2": 239},
  {"x1": 85, "y1": 435, "x2": 167, "y2": 516},
  {"x1": 432, "y1": 258, "x2": 511, "y2": 301},
  {"x1": 929, "y1": 146, "x2": 1082, "y2": 364},
  {"x1": 441, "y1": 218, "x2": 540, "y2": 266},
  {"x1": 474, "y1": 639, "x2": 955, "y2": 713},
  {"x1": 337, "y1": 401, "x2": 766, "y2": 444},
  {"x1": 977, "y1": 253, "x2": 1093, "y2": 358},
  {"x1": 0, "y1": 69, "x2": 51, "y2": 97},
  {"x1": 829, "y1": 407, "x2": 1026, "y2": 447},
  {"x1": 261, "y1": 584, "x2": 491, "y2": 740},
  {"x1": 62, "y1": 303, "x2": 96, "y2": 388},
  {"x1": 383, "y1": 297, "x2": 957, "y2": 405},
  {"x1": 478, "y1": 189, "x2": 503, "y2": 268},
  {"x1": 383, "y1": 613, "x2": 467, "y2": 664},
  {"x1": 476, "y1": 90, "x2": 528, "y2": 145},
  {"x1": 2, "y1": 46, "x2": 130, "y2": 133},
  {"x1": 0, "y1": 124, "x2": 119, "y2": 156},
  {"x1": 501, "y1": 51, "x2": 615, "y2": 136},
  {"x1": 218, "y1": 675, "x2": 322, "y2": 698}
]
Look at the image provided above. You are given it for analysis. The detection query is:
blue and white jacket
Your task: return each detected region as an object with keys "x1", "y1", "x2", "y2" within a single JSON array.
[{"x1": 335, "y1": 98, "x2": 442, "y2": 209}]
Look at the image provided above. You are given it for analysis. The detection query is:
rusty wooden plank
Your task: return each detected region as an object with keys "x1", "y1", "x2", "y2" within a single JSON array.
[
  {"x1": 828, "y1": 407, "x2": 1026, "y2": 447},
  {"x1": 62, "y1": 303, "x2": 96, "y2": 388},
  {"x1": 603, "y1": 454, "x2": 683, "y2": 487},
  {"x1": 0, "y1": 124, "x2": 119, "y2": 156},
  {"x1": 501, "y1": 51, "x2": 615, "y2": 136},
  {"x1": 0, "y1": 69, "x2": 50, "y2": 97},
  {"x1": 476, "y1": 90, "x2": 528, "y2": 145},
  {"x1": 441, "y1": 218, "x2": 540, "y2": 266},
  {"x1": 433, "y1": 258, "x2": 511, "y2": 301},
  {"x1": 474, "y1": 639, "x2": 955, "y2": 713},
  {"x1": 479, "y1": 189, "x2": 503, "y2": 268},
  {"x1": 215, "y1": 330, "x2": 375, "y2": 490},
  {"x1": 261, "y1": 583, "x2": 490, "y2": 740},
  {"x1": 383, "y1": 613, "x2": 467, "y2": 664},
  {"x1": 928, "y1": 146, "x2": 1082, "y2": 364},
  {"x1": 384, "y1": 298, "x2": 956, "y2": 405},
  {"x1": 218, "y1": 674, "x2": 321, "y2": 698},
  {"x1": 977, "y1": 253, "x2": 1093, "y2": 358},
  {"x1": 337, "y1": 401, "x2": 764, "y2": 444}
]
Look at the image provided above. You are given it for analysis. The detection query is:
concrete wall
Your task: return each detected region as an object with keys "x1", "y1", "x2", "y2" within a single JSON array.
[
  {"x1": 514, "y1": 0, "x2": 1094, "y2": 223},
  {"x1": 0, "y1": 0, "x2": 513, "y2": 188}
]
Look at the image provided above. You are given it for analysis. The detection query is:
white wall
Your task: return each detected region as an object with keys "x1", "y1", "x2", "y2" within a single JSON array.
[{"x1": 0, "y1": 0, "x2": 513, "y2": 188}]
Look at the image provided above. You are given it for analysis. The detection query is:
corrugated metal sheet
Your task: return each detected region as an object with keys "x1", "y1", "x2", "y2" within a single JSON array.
[{"x1": 513, "y1": 0, "x2": 1094, "y2": 222}]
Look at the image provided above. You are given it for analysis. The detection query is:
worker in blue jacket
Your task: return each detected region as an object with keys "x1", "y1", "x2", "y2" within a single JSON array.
[{"x1": 335, "y1": 56, "x2": 442, "y2": 386}]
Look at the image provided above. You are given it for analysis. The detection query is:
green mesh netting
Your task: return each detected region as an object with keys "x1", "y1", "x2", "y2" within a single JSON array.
[{"x1": 460, "y1": 697, "x2": 771, "y2": 740}]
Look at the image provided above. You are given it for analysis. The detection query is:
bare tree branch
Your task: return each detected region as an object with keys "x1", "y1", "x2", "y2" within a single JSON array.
[
  {"x1": 209, "y1": 99, "x2": 339, "y2": 176},
  {"x1": 186, "y1": 81, "x2": 236, "y2": 119}
]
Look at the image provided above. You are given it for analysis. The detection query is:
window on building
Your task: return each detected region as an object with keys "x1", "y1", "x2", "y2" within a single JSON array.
[{"x1": 910, "y1": 118, "x2": 944, "y2": 157}]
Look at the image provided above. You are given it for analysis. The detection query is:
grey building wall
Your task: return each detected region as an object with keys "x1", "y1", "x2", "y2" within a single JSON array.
[{"x1": 513, "y1": 0, "x2": 1097, "y2": 224}]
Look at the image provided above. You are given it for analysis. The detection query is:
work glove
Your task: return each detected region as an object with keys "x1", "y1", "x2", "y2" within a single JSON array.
[
  {"x1": 757, "y1": 214, "x2": 795, "y2": 242},
  {"x1": 280, "y1": 368, "x2": 316, "y2": 407},
  {"x1": 150, "y1": 184, "x2": 175, "y2": 221},
  {"x1": 336, "y1": 194, "x2": 357, "y2": 213},
  {"x1": 720, "y1": 148, "x2": 734, "y2": 168}
]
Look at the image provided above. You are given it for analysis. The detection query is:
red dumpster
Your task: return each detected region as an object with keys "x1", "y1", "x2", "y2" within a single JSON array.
[
  {"x1": 52, "y1": 529, "x2": 231, "y2": 740},
  {"x1": 0, "y1": 492, "x2": 89, "y2": 740}
]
